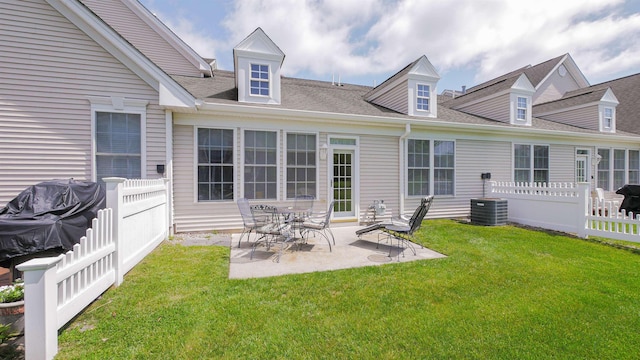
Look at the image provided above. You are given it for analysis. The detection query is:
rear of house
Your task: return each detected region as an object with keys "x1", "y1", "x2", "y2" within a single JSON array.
[{"x1": 3, "y1": 0, "x2": 640, "y2": 234}]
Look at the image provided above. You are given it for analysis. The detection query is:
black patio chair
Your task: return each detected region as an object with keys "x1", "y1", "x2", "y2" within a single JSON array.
[{"x1": 356, "y1": 196, "x2": 433, "y2": 259}]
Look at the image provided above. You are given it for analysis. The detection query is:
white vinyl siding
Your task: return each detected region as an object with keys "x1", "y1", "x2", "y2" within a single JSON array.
[
  {"x1": 456, "y1": 93, "x2": 511, "y2": 123},
  {"x1": 535, "y1": 105, "x2": 600, "y2": 130},
  {"x1": 80, "y1": 0, "x2": 202, "y2": 76},
  {"x1": 0, "y1": 0, "x2": 163, "y2": 205},
  {"x1": 369, "y1": 83, "x2": 408, "y2": 115},
  {"x1": 358, "y1": 135, "x2": 399, "y2": 220}
]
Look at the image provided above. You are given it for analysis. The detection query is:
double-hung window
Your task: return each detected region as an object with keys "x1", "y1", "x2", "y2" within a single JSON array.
[
  {"x1": 614, "y1": 149, "x2": 626, "y2": 190},
  {"x1": 603, "y1": 107, "x2": 613, "y2": 129},
  {"x1": 597, "y1": 148, "x2": 610, "y2": 190},
  {"x1": 244, "y1": 130, "x2": 277, "y2": 199},
  {"x1": 416, "y1": 84, "x2": 430, "y2": 111},
  {"x1": 96, "y1": 112, "x2": 141, "y2": 182},
  {"x1": 407, "y1": 139, "x2": 455, "y2": 196},
  {"x1": 250, "y1": 64, "x2": 269, "y2": 96},
  {"x1": 197, "y1": 128, "x2": 234, "y2": 201},
  {"x1": 516, "y1": 97, "x2": 527, "y2": 121},
  {"x1": 630, "y1": 150, "x2": 640, "y2": 184},
  {"x1": 286, "y1": 133, "x2": 317, "y2": 199},
  {"x1": 514, "y1": 144, "x2": 549, "y2": 183}
]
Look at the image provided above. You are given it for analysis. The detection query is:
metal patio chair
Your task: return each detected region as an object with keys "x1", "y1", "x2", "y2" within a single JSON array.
[
  {"x1": 236, "y1": 198, "x2": 260, "y2": 248},
  {"x1": 250, "y1": 204, "x2": 294, "y2": 262},
  {"x1": 300, "y1": 200, "x2": 335, "y2": 252}
]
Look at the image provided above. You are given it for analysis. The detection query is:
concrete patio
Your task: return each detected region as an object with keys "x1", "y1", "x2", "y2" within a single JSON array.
[{"x1": 227, "y1": 225, "x2": 446, "y2": 279}]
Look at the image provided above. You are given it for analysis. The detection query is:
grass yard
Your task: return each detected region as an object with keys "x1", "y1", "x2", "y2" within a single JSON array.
[{"x1": 56, "y1": 219, "x2": 640, "y2": 359}]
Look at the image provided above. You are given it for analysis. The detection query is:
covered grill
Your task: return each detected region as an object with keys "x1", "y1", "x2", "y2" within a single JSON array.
[
  {"x1": 0, "y1": 179, "x2": 105, "y2": 270},
  {"x1": 615, "y1": 184, "x2": 640, "y2": 214}
]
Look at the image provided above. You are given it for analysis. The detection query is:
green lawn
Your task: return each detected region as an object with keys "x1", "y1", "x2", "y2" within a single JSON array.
[{"x1": 56, "y1": 220, "x2": 640, "y2": 359}]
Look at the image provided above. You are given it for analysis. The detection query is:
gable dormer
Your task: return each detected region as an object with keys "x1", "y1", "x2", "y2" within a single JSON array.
[
  {"x1": 233, "y1": 28, "x2": 285, "y2": 105},
  {"x1": 533, "y1": 87, "x2": 619, "y2": 133},
  {"x1": 509, "y1": 74, "x2": 535, "y2": 126},
  {"x1": 366, "y1": 56, "x2": 440, "y2": 118},
  {"x1": 448, "y1": 73, "x2": 534, "y2": 126}
]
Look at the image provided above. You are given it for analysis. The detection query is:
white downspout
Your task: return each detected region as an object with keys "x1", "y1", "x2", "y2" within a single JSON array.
[
  {"x1": 165, "y1": 110, "x2": 174, "y2": 235},
  {"x1": 399, "y1": 123, "x2": 411, "y2": 217}
]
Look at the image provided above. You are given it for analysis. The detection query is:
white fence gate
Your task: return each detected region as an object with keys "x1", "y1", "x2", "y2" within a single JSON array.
[
  {"x1": 489, "y1": 181, "x2": 640, "y2": 243},
  {"x1": 17, "y1": 178, "x2": 169, "y2": 360}
]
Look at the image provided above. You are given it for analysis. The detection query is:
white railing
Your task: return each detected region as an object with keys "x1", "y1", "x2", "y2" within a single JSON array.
[
  {"x1": 489, "y1": 181, "x2": 640, "y2": 243},
  {"x1": 17, "y1": 178, "x2": 169, "y2": 360}
]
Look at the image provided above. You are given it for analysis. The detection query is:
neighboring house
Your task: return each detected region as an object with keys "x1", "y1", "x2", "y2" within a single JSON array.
[{"x1": 2, "y1": 0, "x2": 640, "y2": 233}]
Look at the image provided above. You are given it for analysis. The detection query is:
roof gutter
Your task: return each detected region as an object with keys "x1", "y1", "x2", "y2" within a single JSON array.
[{"x1": 399, "y1": 123, "x2": 411, "y2": 216}]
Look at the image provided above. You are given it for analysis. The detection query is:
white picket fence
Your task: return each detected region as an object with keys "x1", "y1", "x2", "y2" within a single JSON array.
[
  {"x1": 489, "y1": 181, "x2": 640, "y2": 243},
  {"x1": 17, "y1": 178, "x2": 169, "y2": 360}
]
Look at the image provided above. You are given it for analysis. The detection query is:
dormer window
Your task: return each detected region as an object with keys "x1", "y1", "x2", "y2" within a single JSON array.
[
  {"x1": 604, "y1": 107, "x2": 613, "y2": 129},
  {"x1": 517, "y1": 97, "x2": 527, "y2": 121},
  {"x1": 250, "y1": 64, "x2": 269, "y2": 96},
  {"x1": 417, "y1": 84, "x2": 430, "y2": 111}
]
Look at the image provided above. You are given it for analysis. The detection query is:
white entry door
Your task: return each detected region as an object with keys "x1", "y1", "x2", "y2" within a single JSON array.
[{"x1": 576, "y1": 149, "x2": 591, "y2": 183}]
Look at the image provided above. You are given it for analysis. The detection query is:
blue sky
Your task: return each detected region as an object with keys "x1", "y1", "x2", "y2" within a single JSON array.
[{"x1": 140, "y1": 0, "x2": 640, "y2": 92}]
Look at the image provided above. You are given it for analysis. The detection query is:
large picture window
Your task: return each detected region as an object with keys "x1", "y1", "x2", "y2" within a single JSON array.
[
  {"x1": 197, "y1": 128, "x2": 234, "y2": 201},
  {"x1": 244, "y1": 130, "x2": 277, "y2": 199},
  {"x1": 407, "y1": 139, "x2": 454, "y2": 196},
  {"x1": 286, "y1": 133, "x2": 316, "y2": 199},
  {"x1": 597, "y1": 148, "x2": 640, "y2": 191},
  {"x1": 96, "y1": 112, "x2": 141, "y2": 182},
  {"x1": 514, "y1": 144, "x2": 549, "y2": 183}
]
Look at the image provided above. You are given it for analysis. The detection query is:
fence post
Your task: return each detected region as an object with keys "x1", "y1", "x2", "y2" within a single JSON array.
[
  {"x1": 164, "y1": 178, "x2": 172, "y2": 236},
  {"x1": 103, "y1": 177, "x2": 126, "y2": 286},
  {"x1": 576, "y1": 182, "x2": 590, "y2": 238},
  {"x1": 17, "y1": 257, "x2": 63, "y2": 360}
]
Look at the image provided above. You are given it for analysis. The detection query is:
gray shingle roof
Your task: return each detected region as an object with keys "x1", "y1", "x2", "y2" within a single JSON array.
[
  {"x1": 171, "y1": 69, "x2": 636, "y2": 138},
  {"x1": 532, "y1": 72, "x2": 640, "y2": 134},
  {"x1": 442, "y1": 54, "x2": 566, "y2": 108}
]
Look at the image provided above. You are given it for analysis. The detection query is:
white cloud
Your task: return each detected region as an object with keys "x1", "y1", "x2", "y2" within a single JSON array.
[{"x1": 148, "y1": 0, "x2": 640, "y2": 87}]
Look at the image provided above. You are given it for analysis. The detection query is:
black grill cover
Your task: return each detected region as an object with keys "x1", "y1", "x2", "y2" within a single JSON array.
[
  {"x1": 615, "y1": 184, "x2": 640, "y2": 214},
  {"x1": 0, "y1": 179, "x2": 105, "y2": 267}
]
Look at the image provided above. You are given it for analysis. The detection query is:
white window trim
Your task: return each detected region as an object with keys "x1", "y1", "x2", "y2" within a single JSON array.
[
  {"x1": 284, "y1": 131, "x2": 320, "y2": 200},
  {"x1": 193, "y1": 126, "x2": 237, "y2": 203},
  {"x1": 405, "y1": 138, "x2": 456, "y2": 198},
  {"x1": 88, "y1": 96, "x2": 148, "y2": 182},
  {"x1": 512, "y1": 143, "x2": 550, "y2": 183},
  {"x1": 241, "y1": 128, "x2": 280, "y2": 201},
  {"x1": 603, "y1": 107, "x2": 613, "y2": 129},
  {"x1": 249, "y1": 63, "x2": 270, "y2": 97},
  {"x1": 516, "y1": 96, "x2": 527, "y2": 121},
  {"x1": 595, "y1": 147, "x2": 640, "y2": 191},
  {"x1": 416, "y1": 83, "x2": 431, "y2": 112}
]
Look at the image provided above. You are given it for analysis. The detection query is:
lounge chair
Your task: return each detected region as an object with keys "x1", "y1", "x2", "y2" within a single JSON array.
[{"x1": 356, "y1": 196, "x2": 433, "y2": 259}]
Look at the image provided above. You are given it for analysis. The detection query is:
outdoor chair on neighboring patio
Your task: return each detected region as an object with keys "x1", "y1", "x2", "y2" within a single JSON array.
[
  {"x1": 300, "y1": 200, "x2": 335, "y2": 252},
  {"x1": 356, "y1": 196, "x2": 433, "y2": 259}
]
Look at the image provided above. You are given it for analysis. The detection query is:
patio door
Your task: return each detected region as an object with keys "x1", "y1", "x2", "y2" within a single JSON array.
[{"x1": 329, "y1": 137, "x2": 359, "y2": 219}]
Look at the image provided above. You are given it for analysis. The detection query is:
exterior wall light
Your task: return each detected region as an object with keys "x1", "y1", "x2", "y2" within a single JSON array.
[{"x1": 319, "y1": 143, "x2": 328, "y2": 160}]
